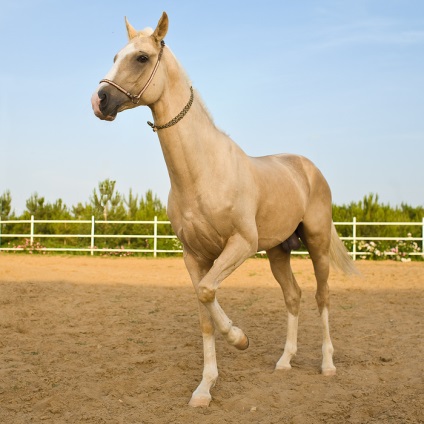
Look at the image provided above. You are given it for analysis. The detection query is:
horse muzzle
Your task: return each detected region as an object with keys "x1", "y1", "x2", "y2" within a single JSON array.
[{"x1": 91, "y1": 87, "x2": 121, "y2": 121}]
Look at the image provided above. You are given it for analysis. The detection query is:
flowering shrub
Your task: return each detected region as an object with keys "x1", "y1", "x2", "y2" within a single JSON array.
[
  {"x1": 357, "y1": 234, "x2": 422, "y2": 261},
  {"x1": 8, "y1": 238, "x2": 47, "y2": 254},
  {"x1": 358, "y1": 241, "x2": 383, "y2": 260},
  {"x1": 389, "y1": 234, "x2": 421, "y2": 262}
]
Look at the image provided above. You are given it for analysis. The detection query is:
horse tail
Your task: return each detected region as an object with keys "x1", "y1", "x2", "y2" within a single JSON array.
[{"x1": 329, "y1": 224, "x2": 360, "y2": 275}]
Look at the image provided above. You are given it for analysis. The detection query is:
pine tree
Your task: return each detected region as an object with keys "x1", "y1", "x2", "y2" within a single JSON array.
[
  {"x1": 0, "y1": 190, "x2": 12, "y2": 219},
  {"x1": 90, "y1": 179, "x2": 122, "y2": 221}
]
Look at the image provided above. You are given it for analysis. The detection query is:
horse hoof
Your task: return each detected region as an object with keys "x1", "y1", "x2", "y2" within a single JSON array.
[
  {"x1": 188, "y1": 395, "x2": 211, "y2": 408},
  {"x1": 275, "y1": 364, "x2": 292, "y2": 371},
  {"x1": 322, "y1": 367, "x2": 336, "y2": 376},
  {"x1": 235, "y1": 334, "x2": 249, "y2": 350}
]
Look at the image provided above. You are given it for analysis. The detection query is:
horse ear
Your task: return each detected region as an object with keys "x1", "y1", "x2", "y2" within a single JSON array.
[
  {"x1": 152, "y1": 12, "x2": 169, "y2": 43},
  {"x1": 125, "y1": 17, "x2": 138, "y2": 40}
]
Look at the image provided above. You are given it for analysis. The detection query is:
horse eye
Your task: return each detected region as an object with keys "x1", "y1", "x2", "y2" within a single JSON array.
[{"x1": 137, "y1": 55, "x2": 149, "y2": 63}]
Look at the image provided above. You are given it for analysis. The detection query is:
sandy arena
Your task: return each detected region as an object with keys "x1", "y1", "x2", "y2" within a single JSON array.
[{"x1": 0, "y1": 255, "x2": 423, "y2": 423}]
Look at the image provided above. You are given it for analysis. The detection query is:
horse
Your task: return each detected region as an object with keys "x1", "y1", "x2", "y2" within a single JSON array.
[{"x1": 91, "y1": 12, "x2": 357, "y2": 407}]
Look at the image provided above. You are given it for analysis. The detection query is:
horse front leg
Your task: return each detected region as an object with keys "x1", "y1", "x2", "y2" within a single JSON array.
[
  {"x1": 184, "y1": 252, "x2": 217, "y2": 407},
  {"x1": 189, "y1": 301, "x2": 218, "y2": 407},
  {"x1": 185, "y1": 233, "x2": 257, "y2": 407},
  {"x1": 197, "y1": 233, "x2": 257, "y2": 350}
]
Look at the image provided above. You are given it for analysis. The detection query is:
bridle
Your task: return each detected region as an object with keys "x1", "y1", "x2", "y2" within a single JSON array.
[
  {"x1": 100, "y1": 40, "x2": 166, "y2": 106},
  {"x1": 99, "y1": 39, "x2": 194, "y2": 132}
]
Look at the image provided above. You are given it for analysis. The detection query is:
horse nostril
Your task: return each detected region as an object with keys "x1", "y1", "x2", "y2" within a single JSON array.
[
  {"x1": 99, "y1": 91, "x2": 107, "y2": 105},
  {"x1": 97, "y1": 88, "x2": 109, "y2": 113}
]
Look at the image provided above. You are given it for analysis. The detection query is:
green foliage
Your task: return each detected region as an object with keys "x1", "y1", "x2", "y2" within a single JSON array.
[
  {"x1": 125, "y1": 188, "x2": 139, "y2": 220},
  {"x1": 90, "y1": 179, "x2": 124, "y2": 221},
  {"x1": 1, "y1": 181, "x2": 172, "y2": 253},
  {"x1": 0, "y1": 190, "x2": 12, "y2": 219},
  {"x1": 333, "y1": 193, "x2": 424, "y2": 223},
  {"x1": 332, "y1": 193, "x2": 423, "y2": 261},
  {"x1": 1, "y1": 187, "x2": 423, "y2": 257},
  {"x1": 23, "y1": 194, "x2": 71, "y2": 220},
  {"x1": 333, "y1": 193, "x2": 423, "y2": 239}
]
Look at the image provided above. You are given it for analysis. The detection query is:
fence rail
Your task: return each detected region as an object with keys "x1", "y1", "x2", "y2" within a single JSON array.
[{"x1": 0, "y1": 216, "x2": 423, "y2": 260}]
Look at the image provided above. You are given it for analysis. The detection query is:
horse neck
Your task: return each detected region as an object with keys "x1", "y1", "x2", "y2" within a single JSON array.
[{"x1": 149, "y1": 62, "x2": 241, "y2": 195}]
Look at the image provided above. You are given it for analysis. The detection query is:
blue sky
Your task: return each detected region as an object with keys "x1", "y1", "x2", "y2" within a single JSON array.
[{"x1": 1, "y1": 0, "x2": 423, "y2": 214}]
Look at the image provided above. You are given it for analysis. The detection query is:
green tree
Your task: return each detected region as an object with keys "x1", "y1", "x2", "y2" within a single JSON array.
[
  {"x1": 90, "y1": 179, "x2": 124, "y2": 221},
  {"x1": 362, "y1": 193, "x2": 382, "y2": 221},
  {"x1": 72, "y1": 202, "x2": 94, "y2": 220},
  {"x1": 89, "y1": 179, "x2": 127, "y2": 249},
  {"x1": 125, "y1": 188, "x2": 139, "y2": 220},
  {"x1": 0, "y1": 190, "x2": 12, "y2": 219},
  {"x1": 137, "y1": 190, "x2": 172, "y2": 251},
  {"x1": 23, "y1": 194, "x2": 70, "y2": 220},
  {"x1": 25, "y1": 193, "x2": 46, "y2": 218},
  {"x1": 138, "y1": 189, "x2": 167, "y2": 220},
  {"x1": 18, "y1": 194, "x2": 72, "y2": 248},
  {"x1": 332, "y1": 193, "x2": 424, "y2": 241}
]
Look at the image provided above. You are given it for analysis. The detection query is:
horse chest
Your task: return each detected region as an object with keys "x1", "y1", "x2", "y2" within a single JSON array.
[{"x1": 172, "y1": 208, "x2": 231, "y2": 258}]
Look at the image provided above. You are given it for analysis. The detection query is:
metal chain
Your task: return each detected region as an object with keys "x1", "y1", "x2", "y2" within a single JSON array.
[{"x1": 147, "y1": 86, "x2": 194, "y2": 132}]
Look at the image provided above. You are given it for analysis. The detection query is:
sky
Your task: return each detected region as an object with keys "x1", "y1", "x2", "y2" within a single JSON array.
[{"x1": 1, "y1": 0, "x2": 423, "y2": 214}]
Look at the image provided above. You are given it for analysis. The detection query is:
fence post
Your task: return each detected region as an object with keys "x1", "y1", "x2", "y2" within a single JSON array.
[
  {"x1": 153, "y1": 216, "x2": 158, "y2": 258},
  {"x1": 30, "y1": 215, "x2": 35, "y2": 246},
  {"x1": 352, "y1": 217, "x2": 357, "y2": 261},
  {"x1": 91, "y1": 216, "x2": 95, "y2": 256},
  {"x1": 422, "y1": 217, "x2": 424, "y2": 257},
  {"x1": 0, "y1": 216, "x2": 2, "y2": 248}
]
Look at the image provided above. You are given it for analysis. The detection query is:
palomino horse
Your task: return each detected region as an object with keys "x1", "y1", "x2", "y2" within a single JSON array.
[{"x1": 91, "y1": 12, "x2": 357, "y2": 407}]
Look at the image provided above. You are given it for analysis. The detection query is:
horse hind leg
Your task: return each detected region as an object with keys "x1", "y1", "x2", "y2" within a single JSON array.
[
  {"x1": 298, "y1": 223, "x2": 336, "y2": 376},
  {"x1": 319, "y1": 301, "x2": 336, "y2": 376},
  {"x1": 267, "y1": 245, "x2": 301, "y2": 370}
]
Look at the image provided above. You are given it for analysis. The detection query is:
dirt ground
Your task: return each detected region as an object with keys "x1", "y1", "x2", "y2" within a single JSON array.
[{"x1": 0, "y1": 255, "x2": 423, "y2": 423}]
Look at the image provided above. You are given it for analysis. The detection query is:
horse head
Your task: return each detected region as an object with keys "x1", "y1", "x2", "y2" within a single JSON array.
[{"x1": 91, "y1": 12, "x2": 168, "y2": 121}]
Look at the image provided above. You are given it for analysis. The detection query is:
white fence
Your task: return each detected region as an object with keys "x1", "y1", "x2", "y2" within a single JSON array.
[
  {"x1": 0, "y1": 216, "x2": 423, "y2": 260},
  {"x1": 0, "y1": 216, "x2": 180, "y2": 257}
]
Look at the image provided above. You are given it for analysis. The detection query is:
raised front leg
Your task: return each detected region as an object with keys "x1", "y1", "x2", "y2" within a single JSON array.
[
  {"x1": 184, "y1": 233, "x2": 257, "y2": 407},
  {"x1": 196, "y1": 233, "x2": 257, "y2": 349}
]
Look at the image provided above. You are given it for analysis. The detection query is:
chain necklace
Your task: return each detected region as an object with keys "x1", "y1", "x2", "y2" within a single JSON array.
[{"x1": 147, "y1": 86, "x2": 194, "y2": 132}]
